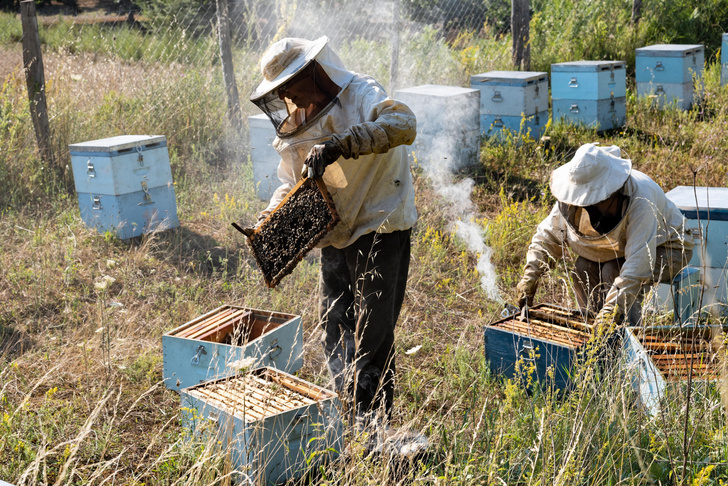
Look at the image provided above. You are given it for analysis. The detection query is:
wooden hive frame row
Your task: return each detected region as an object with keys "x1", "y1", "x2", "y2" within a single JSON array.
[
  {"x1": 171, "y1": 305, "x2": 289, "y2": 344},
  {"x1": 189, "y1": 369, "x2": 336, "y2": 423},
  {"x1": 639, "y1": 329, "x2": 726, "y2": 382}
]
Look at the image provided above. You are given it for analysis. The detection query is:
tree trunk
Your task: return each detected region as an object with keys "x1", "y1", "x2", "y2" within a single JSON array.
[
  {"x1": 216, "y1": 0, "x2": 243, "y2": 134},
  {"x1": 21, "y1": 0, "x2": 53, "y2": 164},
  {"x1": 511, "y1": 0, "x2": 530, "y2": 70}
]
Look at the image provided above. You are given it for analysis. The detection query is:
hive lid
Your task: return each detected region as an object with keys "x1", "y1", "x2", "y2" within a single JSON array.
[
  {"x1": 666, "y1": 186, "x2": 728, "y2": 219},
  {"x1": 551, "y1": 60, "x2": 626, "y2": 72},
  {"x1": 635, "y1": 44, "x2": 704, "y2": 56},
  {"x1": 470, "y1": 70, "x2": 548, "y2": 86},
  {"x1": 395, "y1": 84, "x2": 479, "y2": 98},
  {"x1": 69, "y1": 135, "x2": 167, "y2": 153}
]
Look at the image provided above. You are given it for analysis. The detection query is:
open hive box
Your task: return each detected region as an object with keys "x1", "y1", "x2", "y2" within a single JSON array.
[
  {"x1": 485, "y1": 303, "x2": 597, "y2": 391},
  {"x1": 234, "y1": 177, "x2": 339, "y2": 288},
  {"x1": 623, "y1": 325, "x2": 727, "y2": 416},
  {"x1": 180, "y1": 367, "x2": 343, "y2": 485},
  {"x1": 163, "y1": 305, "x2": 303, "y2": 391}
]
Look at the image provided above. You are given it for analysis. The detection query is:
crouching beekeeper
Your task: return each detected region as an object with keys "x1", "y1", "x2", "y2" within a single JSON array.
[
  {"x1": 248, "y1": 37, "x2": 418, "y2": 431},
  {"x1": 517, "y1": 143, "x2": 694, "y2": 327}
]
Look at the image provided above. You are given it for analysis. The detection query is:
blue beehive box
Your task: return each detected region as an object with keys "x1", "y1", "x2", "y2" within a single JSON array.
[
  {"x1": 551, "y1": 60, "x2": 627, "y2": 131},
  {"x1": 635, "y1": 44, "x2": 704, "y2": 110},
  {"x1": 163, "y1": 305, "x2": 303, "y2": 391},
  {"x1": 722, "y1": 34, "x2": 728, "y2": 86},
  {"x1": 69, "y1": 135, "x2": 179, "y2": 240},
  {"x1": 393, "y1": 84, "x2": 480, "y2": 167},
  {"x1": 470, "y1": 71, "x2": 549, "y2": 139},
  {"x1": 249, "y1": 114, "x2": 282, "y2": 201},
  {"x1": 484, "y1": 303, "x2": 595, "y2": 392},
  {"x1": 180, "y1": 367, "x2": 343, "y2": 485}
]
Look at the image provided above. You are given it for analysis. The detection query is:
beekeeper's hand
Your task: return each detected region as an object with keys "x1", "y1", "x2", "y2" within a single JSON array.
[
  {"x1": 516, "y1": 277, "x2": 538, "y2": 311},
  {"x1": 302, "y1": 140, "x2": 343, "y2": 179}
]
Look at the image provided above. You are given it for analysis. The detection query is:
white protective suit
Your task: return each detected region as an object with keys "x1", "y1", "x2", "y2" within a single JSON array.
[
  {"x1": 522, "y1": 169, "x2": 694, "y2": 318},
  {"x1": 259, "y1": 43, "x2": 418, "y2": 249}
]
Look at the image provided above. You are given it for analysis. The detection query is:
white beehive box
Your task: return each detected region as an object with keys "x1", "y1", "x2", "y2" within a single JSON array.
[
  {"x1": 665, "y1": 186, "x2": 728, "y2": 317},
  {"x1": 249, "y1": 114, "x2": 283, "y2": 201},
  {"x1": 722, "y1": 34, "x2": 728, "y2": 86},
  {"x1": 551, "y1": 61, "x2": 627, "y2": 131},
  {"x1": 635, "y1": 44, "x2": 704, "y2": 110},
  {"x1": 622, "y1": 325, "x2": 724, "y2": 416},
  {"x1": 69, "y1": 135, "x2": 179, "y2": 239},
  {"x1": 163, "y1": 305, "x2": 303, "y2": 391},
  {"x1": 180, "y1": 367, "x2": 343, "y2": 485},
  {"x1": 394, "y1": 84, "x2": 480, "y2": 167}
]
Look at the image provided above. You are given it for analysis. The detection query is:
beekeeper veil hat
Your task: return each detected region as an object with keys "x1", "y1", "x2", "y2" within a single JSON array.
[
  {"x1": 550, "y1": 143, "x2": 632, "y2": 206},
  {"x1": 250, "y1": 36, "x2": 355, "y2": 138}
]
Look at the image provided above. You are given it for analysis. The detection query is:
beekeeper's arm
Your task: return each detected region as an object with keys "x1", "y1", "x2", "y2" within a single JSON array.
[
  {"x1": 305, "y1": 86, "x2": 417, "y2": 177},
  {"x1": 517, "y1": 204, "x2": 568, "y2": 308},
  {"x1": 598, "y1": 197, "x2": 659, "y2": 323}
]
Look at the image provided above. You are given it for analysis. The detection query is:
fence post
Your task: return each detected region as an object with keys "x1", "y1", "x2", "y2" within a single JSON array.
[
  {"x1": 511, "y1": 0, "x2": 530, "y2": 71},
  {"x1": 216, "y1": 0, "x2": 243, "y2": 134},
  {"x1": 389, "y1": 0, "x2": 400, "y2": 93},
  {"x1": 20, "y1": 0, "x2": 53, "y2": 164},
  {"x1": 632, "y1": 0, "x2": 642, "y2": 25}
]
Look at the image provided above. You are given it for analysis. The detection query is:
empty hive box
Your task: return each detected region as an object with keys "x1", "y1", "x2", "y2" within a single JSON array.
[
  {"x1": 484, "y1": 304, "x2": 596, "y2": 391},
  {"x1": 234, "y1": 177, "x2": 339, "y2": 288},
  {"x1": 163, "y1": 305, "x2": 303, "y2": 391},
  {"x1": 623, "y1": 326, "x2": 726, "y2": 416},
  {"x1": 180, "y1": 367, "x2": 343, "y2": 485}
]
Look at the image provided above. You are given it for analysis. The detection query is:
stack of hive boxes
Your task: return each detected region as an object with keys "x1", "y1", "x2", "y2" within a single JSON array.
[
  {"x1": 394, "y1": 84, "x2": 480, "y2": 168},
  {"x1": 163, "y1": 305, "x2": 342, "y2": 484},
  {"x1": 69, "y1": 135, "x2": 179, "y2": 240},
  {"x1": 469, "y1": 71, "x2": 549, "y2": 141},
  {"x1": 249, "y1": 113, "x2": 283, "y2": 201},
  {"x1": 635, "y1": 43, "x2": 704, "y2": 110},
  {"x1": 551, "y1": 60, "x2": 627, "y2": 131}
]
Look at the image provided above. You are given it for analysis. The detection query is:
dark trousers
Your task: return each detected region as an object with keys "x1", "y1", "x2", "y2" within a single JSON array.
[
  {"x1": 319, "y1": 229, "x2": 411, "y2": 421},
  {"x1": 573, "y1": 246, "x2": 693, "y2": 324}
]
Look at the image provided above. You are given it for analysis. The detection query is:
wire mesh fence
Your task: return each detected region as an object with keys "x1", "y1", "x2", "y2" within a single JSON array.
[{"x1": 3, "y1": 0, "x2": 511, "y2": 180}]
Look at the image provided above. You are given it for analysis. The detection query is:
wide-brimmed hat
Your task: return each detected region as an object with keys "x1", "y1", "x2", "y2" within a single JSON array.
[
  {"x1": 250, "y1": 36, "x2": 329, "y2": 101},
  {"x1": 549, "y1": 143, "x2": 632, "y2": 206}
]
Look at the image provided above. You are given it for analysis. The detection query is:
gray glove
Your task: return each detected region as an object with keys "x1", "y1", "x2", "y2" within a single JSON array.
[{"x1": 302, "y1": 140, "x2": 343, "y2": 178}]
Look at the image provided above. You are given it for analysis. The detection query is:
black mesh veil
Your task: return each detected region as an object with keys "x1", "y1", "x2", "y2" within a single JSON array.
[{"x1": 251, "y1": 61, "x2": 341, "y2": 138}]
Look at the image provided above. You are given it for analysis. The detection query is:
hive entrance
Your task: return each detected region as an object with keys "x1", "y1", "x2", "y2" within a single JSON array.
[{"x1": 234, "y1": 178, "x2": 339, "y2": 288}]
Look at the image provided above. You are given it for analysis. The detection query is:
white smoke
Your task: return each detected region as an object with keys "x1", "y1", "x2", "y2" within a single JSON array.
[{"x1": 420, "y1": 141, "x2": 502, "y2": 303}]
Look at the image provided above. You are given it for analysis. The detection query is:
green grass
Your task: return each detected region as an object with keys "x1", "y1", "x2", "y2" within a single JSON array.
[{"x1": 2, "y1": 2, "x2": 728, "y2": 484}]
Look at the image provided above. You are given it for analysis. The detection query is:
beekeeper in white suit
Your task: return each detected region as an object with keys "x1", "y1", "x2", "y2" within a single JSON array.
[
  {"x1": 248, "y1": 36, "x2": 417, "y2": 438},
  {"x1": 517, "y1": 143, "x2": 694, "y2": 326}
]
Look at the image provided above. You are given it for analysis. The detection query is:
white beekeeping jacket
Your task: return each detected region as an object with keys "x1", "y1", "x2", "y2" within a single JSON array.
[
  {"x1": 523, "y1": 170, "x2": 694, "y2": 316},
  {"x1": 260, "y1": 45, "x2": 418, "y2": 249}
]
